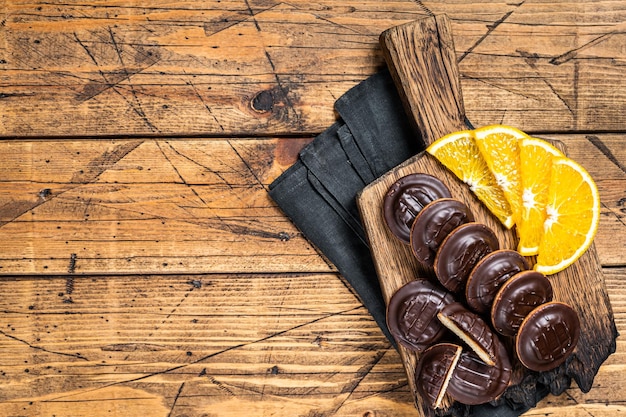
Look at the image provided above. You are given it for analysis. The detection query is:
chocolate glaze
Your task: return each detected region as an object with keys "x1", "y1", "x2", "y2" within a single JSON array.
[
  {"x1": 383, "y1": 173, "x2": 451, "y2": 244},
  {"x1": 491, "y1": 270, "x2": 553, "y2": 337},
  {"x1": 516, "y1": 302, "x2": 580, "y2": 372},
  {"x1": 434, "y1": 223, "x2": 499, "y2": 293},
  {"x1": 465, "y1": 249, "x2": 529, "y2": 314},
  {"x1": 438, "y1": 302, "x2": 500, "y2": 365},
  {"x1": 415, "y1": 343, "x2": 462, "y2": 409},
  {"x1": 447, "y1": 342, "x2": 512, "y2": 405},
  {"x1": 410, "y1": 198, "x2": 474, "y2": 268},
  {"x1": 386, "y1": 279, "x2": 455, "y2": 352}
]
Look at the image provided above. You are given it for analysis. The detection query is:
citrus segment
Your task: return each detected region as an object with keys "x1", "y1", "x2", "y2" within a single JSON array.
[
  {"x1": 517, "y1": 138, "x2": 564, "y2": 255},
  {"x1": 474, "y1": 125, "x2": 528, "y2": 228},
  {"x1": 426, "y1": 130, "x2": 515, "y2": 228},
  {"x1": 535, "y1": 157, "x2": 600, "y2": 275},
  {"x1": 427, "y1": 125, "x2": 599, "y2": 274}
]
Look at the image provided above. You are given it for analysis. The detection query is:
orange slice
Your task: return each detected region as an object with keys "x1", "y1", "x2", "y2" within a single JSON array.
[
  {"x1": 426, "y1": 130, "x2": 515, "y2": 228},
  {"x1": 517, "y1": 138, "x2": 564, "y2": 255},
  {"x1": 535, "y1": 157, "x2": 600, "y2": 275},
  {"x1": 474, "y1": 125, "x2": 528, "y2": 228}
]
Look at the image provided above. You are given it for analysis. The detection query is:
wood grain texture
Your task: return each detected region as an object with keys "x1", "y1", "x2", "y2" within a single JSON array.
[
  {"x1": 0, "y1": 273, "x2": 405, "y2": 416},
  {"x1": 0, "y1": 0, "x2": 426, "y2": 137},
  {"x1": 0, "y1": 270, "x2": 624, "y2": 416},
  {"x1": 423, "y1": 0, "x2": 626, "y2": 132},
  {"x1": 4, "y1": 1, "x2": 626, "y2": 136},
  {"x1": 0, "y1": 135, "x2": 622, "y2": 276},
  {"x1": 0, "y1": 137, "x2": 333, "y2": 275}
]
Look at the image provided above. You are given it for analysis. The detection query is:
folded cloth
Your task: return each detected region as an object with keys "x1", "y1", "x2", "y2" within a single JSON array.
[
  {"x1": 268, "y1": 68, "x2": 554, "y2": 416},
  {"x1": 269, "y1": 69, "x2": 420, "y2": 344}
]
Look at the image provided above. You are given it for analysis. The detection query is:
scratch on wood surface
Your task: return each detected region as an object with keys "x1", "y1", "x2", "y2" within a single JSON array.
[
  {"x1": 206, "y1": 374, "x2": 237, "y2": 397},
  {"x1": 101, "y1": 343, "x2": 167, "y2": 352},
  {"x1": 340, "y1": 350, "x2": 386, "y2": 395},
  {"x1": 155, "y1": 141, "x2": 209, "y2": 207},
  {"x1": 154, "y1": 140, "x2": 252, "y2": 238},
  {"x1": 167, "y1": 382, "x2": 185, "y2": 417},
  {"x1": 0, "y1": 141, "x2": 143, "y2": 229},
  {"x1": 243, "y1": 0, "x2": 261, "y2": 31},
  {"x1": 550, "y1": 31, "x2": 616, "y2": 66},
  {"x1": 202, "y1": 15, "x2": 247, "y2": 37},
  {"x1": 40, "y1": 305, "x2": 365, "y2": 403},
  {"x1": 0, "y1": 329, "x2": 88, "y2": 360},
  {"x1": 0, "y1": 92, "x2": 36, "y2": 99},
  {"x1": 67, "y1": 253, "x2": 77, "y2": 274},
  {"x1": 602, "y1": 201, "x2": 626, "y2": 228},
  {"x1": 586, "y1": 136, "x2": 626, "y2": 228},
  {"x1": 586, "y1": 135, "x2": 626, "y2": 175},
  {"x1": 71, "y1": 141, "x2": 144, "y2": 184},
  {"x1": 458, "y1": 2, "x2": 525, "y2": 62},
  {"x1": 228, "y1": 139, "x2": 268, "y2": 192},
  {"x1": 413, "y1": 0, "x2": 434, "y2": 16},
  {"x1": 0, "y1": 200, "x2": 43, "y2": 228},
  {"x1": 64, "y1": 258, "x2": 76, "y2": 303},
  {"x1": 517, "y1": 49, "x2": 540, "y2": 69},
  {"x1": 202, "y1": 0, "x2": 279, "y2": 37},
  {"x1": 542, "y1": 77, "x2": 575, "y2": 117},
  {"x1": 185, "y1": 78, "x2": 225, "y2": 131},
  {"x1": 73, "y1": 31, "x2": 160, "y2": 104},
  {"x1": 163, "y1": 140, "x2": 232, "y2": 188},
  {"x1": 307, "y1": 10, "x2": 363, "y2": 35},
  {"x1": 72, "y1": 26, "x2": 161, "y2": 131},
  {"x1": 107, "y1": 27, "x2": 160, "y2": 132},
  {"x1": 203, "y1": 218, "x2": 297, "y2": 240},
  {"x1": 148, "y1": 276, "x2": 199, "y2": 338},
  {"x1": 304, "y1": 350, "x2": 389, "y2": 416},
  {"x1": 232, "y1": 0, "x2": 301, "y2": 125},
  {"x1": 515, "y1": 49, "x2": 577, "y2": 121},
  {"x1": 463, "y1": 73, "x2": 538, "y2": 101}
]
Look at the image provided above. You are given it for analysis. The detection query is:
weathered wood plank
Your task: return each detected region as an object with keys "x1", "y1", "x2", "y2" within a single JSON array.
[
  {"x1": 0, "y1": 0, "x2": 426, "y2": 137},
  {"x1": 3, "y1": 1, "x2": 626, "y2": 136},
  {"x1": 423, "y1": 0, "x2": 626, "y2": 131},
  {"x1": 0, "y1": 273, "x2": 410, "y2": 416},
  {"x1": 0, "y1": 134, "x2": 623, "y2": 275},
  {"x1": 0, "y1": 269, "x2": 624, "y2": 416},
  {"x1": 0, "y1": 137, "x2": 332, "y2": 274}
]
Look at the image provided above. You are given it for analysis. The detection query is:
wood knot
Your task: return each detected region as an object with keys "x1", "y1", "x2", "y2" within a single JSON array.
[
  {"x1": 38, "y1": 188, "x2": 52, "y2": 200},
  {"x1": 268, "y1": 365, "x2": 280, "y2": 375},
  {"x1": 250, "y1": 89, "x2": 274, "y2": 113}
]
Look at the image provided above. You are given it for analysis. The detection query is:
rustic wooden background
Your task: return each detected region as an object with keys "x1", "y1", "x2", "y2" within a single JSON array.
[{"x1": 1, "y1": 1, "x2": 625, "y2": 416}]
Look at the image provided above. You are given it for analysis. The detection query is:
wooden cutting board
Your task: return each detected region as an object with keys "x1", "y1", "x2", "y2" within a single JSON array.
[{"x1": 357, "y1": 14, "x2": 618, "y2": 416}]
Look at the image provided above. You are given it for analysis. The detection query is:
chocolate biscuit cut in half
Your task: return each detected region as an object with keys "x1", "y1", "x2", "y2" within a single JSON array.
[
  {"x1": 446, "y1": 344, "x2": 512, "y2": 405},
  {"x1": 437, "y1": 302, "x2": 500, "y2": 366},
  {"x1": 465, "y1": 249, "x2": 529, "y2": 314},
  {"x1": 410, "y1": 198, "x2": 474, "y2": 268},
  {"x1": 491, "y1": 270, "x2": 553, "y2": 337},
  {"x1": 434, "y1": 222, "x2": 499, "y2": 293},
  {"x1": 383, "y1": 173, "x2": 451, "y2": 244},
  {"x1": 386, "y1": 279, "x2": 455, "y2": 352},
  {"x1": 516, "y1": 301, "x2": 580, "y2": 372},
  {"x1": 415, "y1": 343, "x2": 463, "y2": 409}
]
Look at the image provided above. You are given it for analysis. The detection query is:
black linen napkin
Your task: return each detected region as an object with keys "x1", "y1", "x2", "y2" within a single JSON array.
[
  {"x1": 268, "y1": 69, "x2": 556, "y2": 416},
  {"x1": 269, "y1": 69, "x2": 420, "y2": 344}
]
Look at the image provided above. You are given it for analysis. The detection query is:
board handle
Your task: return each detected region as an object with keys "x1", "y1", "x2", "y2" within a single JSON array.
[{"x1": 380, "y1": 14, "x2": 469, "y2": 146}]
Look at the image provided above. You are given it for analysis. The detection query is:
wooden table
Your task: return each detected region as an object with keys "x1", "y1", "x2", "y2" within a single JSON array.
[{"x1": 1, "y1": 1, "x2": 625, "y2": 416}]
